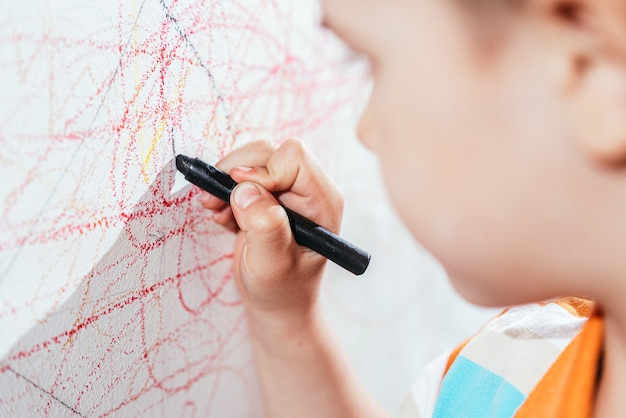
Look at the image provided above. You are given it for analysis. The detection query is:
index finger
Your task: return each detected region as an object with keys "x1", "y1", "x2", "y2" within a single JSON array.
[
  {"x1": 215, "y1": 140, "x2": 278, "y2": 174},
  {"x1": 230, "y1": 139, "x2": 344, "y2": 233}
]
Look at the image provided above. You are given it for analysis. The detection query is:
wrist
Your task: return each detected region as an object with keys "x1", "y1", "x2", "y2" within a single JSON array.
[
  {"x1": 238, "y1": 262, "x2": 326, "y2": 343},
  {"x1": 246, "y1": 301, "x2": 322, "y2": 343}
]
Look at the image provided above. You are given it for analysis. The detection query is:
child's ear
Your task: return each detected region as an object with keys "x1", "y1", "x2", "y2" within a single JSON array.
[
  {"x1": 542, "y1": 1, "x2": 626, "y2": 165},
  {"x1": 566, "y1": 51, "x2": 626, "y2": 166}
]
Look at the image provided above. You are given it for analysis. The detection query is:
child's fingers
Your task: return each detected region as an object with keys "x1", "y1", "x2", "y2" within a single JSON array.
[
  {"x1": 201, "y1": 140, "x2": 277, "y2": 231},
  {"x1": 230, "y1": 181, "x2": 322, "y2": 287},
  {"x1": 200, "y1": 192, "x2": 238, "y2": 230},
  {"x1": 215, "y1": 139, "x2": 277, "y2": 174},
  {"x1": 201, "y1": 192, "x2": 227, "y2": 211},
  {"x1": 201, "y1": 140, "x2": 278, "y2": 231},
  {"x1": 212, "y1": 207, "x2": 238, "y2": 232},
  {"x1": 230, "y1": 139, "x2": 343, "y2": 233},
  {"x1": 201, "y1": 138, "x2": 342, "y2": 236}
]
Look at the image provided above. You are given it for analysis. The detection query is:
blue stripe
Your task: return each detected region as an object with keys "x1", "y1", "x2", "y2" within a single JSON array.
[{"x1": 433, "y1": 355, "x2": 525, "y2": 418}]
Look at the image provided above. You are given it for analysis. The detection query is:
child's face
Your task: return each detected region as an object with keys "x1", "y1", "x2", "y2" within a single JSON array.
[{"x1": 322, "y1": 0, "x2": 606, "y2": 306}]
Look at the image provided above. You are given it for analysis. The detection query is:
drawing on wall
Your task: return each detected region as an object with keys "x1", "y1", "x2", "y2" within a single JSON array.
[
  {"x1": 1, "y1": 1, "x2": 497, "y2": 416},
  {"x1": 0, "y1": 1, "x2": 367, "y2": 416}
]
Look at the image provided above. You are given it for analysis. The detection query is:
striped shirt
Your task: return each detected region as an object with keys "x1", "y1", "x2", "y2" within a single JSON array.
[{"x1": 399, "y1": 297, "x2": 603, "y2": 417}]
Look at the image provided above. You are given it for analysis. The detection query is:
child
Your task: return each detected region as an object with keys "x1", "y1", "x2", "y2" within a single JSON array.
[{"x1": 201, "y1": 0, "x2": 626, "y2": 416}]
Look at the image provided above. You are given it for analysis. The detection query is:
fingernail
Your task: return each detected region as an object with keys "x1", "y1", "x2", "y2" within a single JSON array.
[
  {"x1": 233, "y1": 183, "x2": 261, "y2": 209},
  {"x1": 233, "y1": 166, "x2": 252, "y2": 172},
  {"x1": 200, "y1": 192, "x2": 211, "y2": 204}
]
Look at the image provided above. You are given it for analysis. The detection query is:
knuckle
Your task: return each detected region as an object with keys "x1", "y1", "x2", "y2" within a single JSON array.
[
  {"x1": 263, "y1": 177, "x2": 281, "y2": 191},
  {"x1": 249, "y1": 139, "x2": 278, "y2": 154},
  {"x1": 217, "y1": 139, "x2": 276, "y2": 170},
  {"x1": 253, "y1": 205, "x2": 289, "y2": 234},
  {"x1": 248, "y1": 206, "x2": 293, "y2": 251},
  {"x1": 281, "y1": 138, "x2": 307, "y2": 159},
  {"x1": 266, "y1": 139, "x2": 309, "y2": 188},
  {"x1": 267, "y1": 205, "x2": 290, "y2": 231}
]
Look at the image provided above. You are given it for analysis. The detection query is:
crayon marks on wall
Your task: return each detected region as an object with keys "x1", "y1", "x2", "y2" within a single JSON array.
[{"x1": 0, "y1": 0, "x2": 363, "y2": 416}]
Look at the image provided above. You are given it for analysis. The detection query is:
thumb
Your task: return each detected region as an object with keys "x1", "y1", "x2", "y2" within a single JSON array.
[{"x1": 230, "y1": 182, "x2": 296, "y2": 277}]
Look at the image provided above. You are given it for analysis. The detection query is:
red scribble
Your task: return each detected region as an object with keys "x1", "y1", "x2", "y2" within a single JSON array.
[{"x1": 0, "y1": 0, "x2": 367, "y2": 416}]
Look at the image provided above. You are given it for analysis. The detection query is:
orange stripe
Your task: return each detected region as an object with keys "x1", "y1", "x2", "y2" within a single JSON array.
[
  {"x1": 443, "y1": 339, "x2": 468, "y2": 377},
  {"x1": 554, "y1": 297, "x2": 595, "y2": 318},
  {"x1": 515, "y1": 308, "x2": 603, "y2": 417}
]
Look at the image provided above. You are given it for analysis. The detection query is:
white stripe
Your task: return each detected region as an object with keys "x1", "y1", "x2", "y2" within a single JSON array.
[{"x1": 459, "y1": 302, "x2": 586, "y2": 394}]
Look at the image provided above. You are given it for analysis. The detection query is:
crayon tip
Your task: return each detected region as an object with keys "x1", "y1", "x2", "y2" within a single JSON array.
[{"x1": 175, "y1": 154, "x2": 191, "y2": 175}]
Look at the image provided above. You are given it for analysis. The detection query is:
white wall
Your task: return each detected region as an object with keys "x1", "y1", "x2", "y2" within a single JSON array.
[{"x1": 0, "y1": 1, "x2": 495, "y2": 416}]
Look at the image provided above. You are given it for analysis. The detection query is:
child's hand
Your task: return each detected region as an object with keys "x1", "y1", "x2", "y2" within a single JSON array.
[{"x1": 201, "y1": 139, "x2": 343, "y2": 334}]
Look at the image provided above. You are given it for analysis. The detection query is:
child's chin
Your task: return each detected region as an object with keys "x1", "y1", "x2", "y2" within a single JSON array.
[{"x1": 448, "y1": 275, "x2": 514, "y2": 308}]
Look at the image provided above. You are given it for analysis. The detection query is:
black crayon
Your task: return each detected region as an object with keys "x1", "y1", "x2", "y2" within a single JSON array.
[{"x1": 175, "y1": 154, "x2": 370, "y2": 275}]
